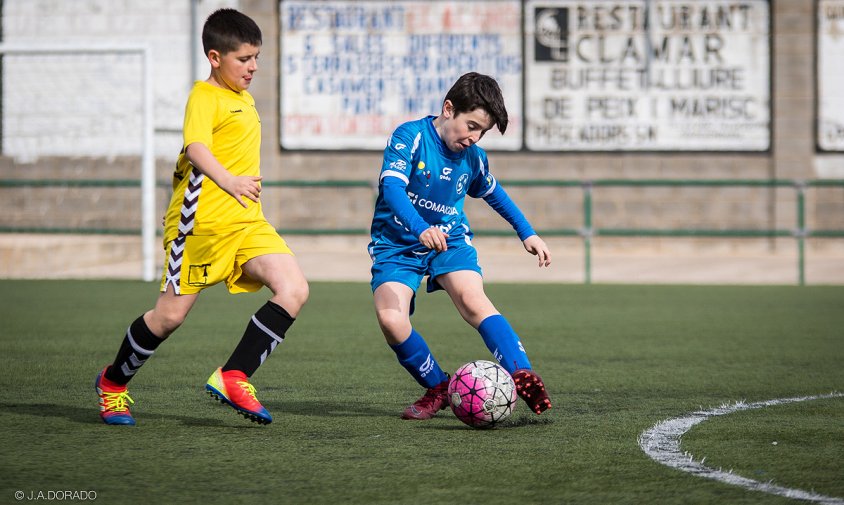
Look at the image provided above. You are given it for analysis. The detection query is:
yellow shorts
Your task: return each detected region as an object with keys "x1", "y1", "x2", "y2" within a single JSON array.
[{"x1": 159, "y1": 220, "x2": 293, "y2": 295}]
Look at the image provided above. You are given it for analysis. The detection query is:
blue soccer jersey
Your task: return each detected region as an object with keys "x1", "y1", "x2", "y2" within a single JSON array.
[{"x1": 370, "y1": 116, "x2": 498, "y2": 248}]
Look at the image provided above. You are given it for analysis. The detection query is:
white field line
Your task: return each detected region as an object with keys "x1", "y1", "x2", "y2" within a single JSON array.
[{"x1": 639, "y1": 393, "x2": 844, "y2": 504}]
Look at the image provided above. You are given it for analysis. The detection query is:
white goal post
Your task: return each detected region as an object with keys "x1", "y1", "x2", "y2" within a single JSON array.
[{"x1": 0, "y1": 43, "x2": 157, "y2": 281}]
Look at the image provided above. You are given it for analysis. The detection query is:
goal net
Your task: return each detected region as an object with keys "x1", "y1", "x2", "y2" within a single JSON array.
[{"x1": 0, "y1": 44, "x2": 158, "y2": 281}]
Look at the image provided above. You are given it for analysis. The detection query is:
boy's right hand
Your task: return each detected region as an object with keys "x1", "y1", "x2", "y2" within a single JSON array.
[
  {"x1": 523, "y1": 234, "x2": 552, "y2": 267},
  {"x1": 419, "y1": 226, "x2": 449, "y2": 252},
  {"x1": 221, "y1": 174, "x2": 263, "y2": 208}
]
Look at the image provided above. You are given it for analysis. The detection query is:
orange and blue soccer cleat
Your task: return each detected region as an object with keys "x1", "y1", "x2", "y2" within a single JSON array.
[
  {"x1": 95, "y1": 366, "x2": 136, "y2": 426},
  {"x1": 205, "y1": 367, "x2": 272, "y2": 424},
  {"x1": 401, "y1": 377, "x2": 450, "y2": 420},
  {"x1": 512, "y1": 369, "x2": 552, "y2": 414}
]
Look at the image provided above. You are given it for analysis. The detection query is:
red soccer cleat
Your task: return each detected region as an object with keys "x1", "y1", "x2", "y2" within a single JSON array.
[
  {"x1": 401, "y1": 378, "x2": 450, "y2": 420},
  {"x1": 95, "y1": 366, "x2": 136, "y2": 426},
  {"x1": 512, "y1": 369, "x2": 552, "y2": 414},
  {"x1": 206, "y1": 367, "x2": 272, "y2": 424}
]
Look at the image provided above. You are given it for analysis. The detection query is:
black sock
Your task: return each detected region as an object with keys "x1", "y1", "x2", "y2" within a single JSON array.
[
  {"x1": 222, "y1": 301, "x2": 295, "y2": 377},
  {"x1": 105, "y1": 316, "x2": 163, "y2": 385}
]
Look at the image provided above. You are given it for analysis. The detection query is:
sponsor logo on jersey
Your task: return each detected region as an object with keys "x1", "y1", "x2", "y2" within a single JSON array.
[
  {"x1": 389, "y1": 159, "x2": 407, "y2": 171},
  {"x1": 416, "y1": 198, "x2": 458, "y2": 215},
  {"x1": 438, "y1": 221, "x2": 455, "y2": 234},
  {"x1": 416, "y1": 161, "x2": 431, "y2": 187},
  {"x1": 440, "y1": 166, "x2": 453, "y2": 181},
  {"x1": 407, "y1": 190, "x2": 458, "y2": 215},
  {"x1": 406, "y1": 189, "x2": 458, "y2": 216},
  {"x1": 395, "y1": 142, "x2": 406, "y2": 150}
]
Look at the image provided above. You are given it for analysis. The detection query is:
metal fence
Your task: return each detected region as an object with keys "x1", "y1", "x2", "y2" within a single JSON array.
[{"x1": 1, "y1": 178, "x2": 842, "y2": 284}]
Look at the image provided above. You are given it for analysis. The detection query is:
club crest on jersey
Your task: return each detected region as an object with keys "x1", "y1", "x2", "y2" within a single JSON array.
[
  {"x1": 456, "y1": 173, "x2": 469, "y2": 195},
  {"x1": 188, "y1": 263, "x2": 211, "y2": 286}
]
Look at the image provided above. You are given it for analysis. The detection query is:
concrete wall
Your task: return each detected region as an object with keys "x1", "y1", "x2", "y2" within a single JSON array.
[{"x1": 1, "y1": 1, "x2": 842, "y2": 257}]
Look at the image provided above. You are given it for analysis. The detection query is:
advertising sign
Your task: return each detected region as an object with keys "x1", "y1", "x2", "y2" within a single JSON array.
[
  {"x1": 525, "y1": 0, "x2": 771, "y2": 151},
  {"x1": 280, "y1": 1, "x2": 522, "y2": 150},
  {"x1": 818, "y1": 0, "x2": 844, "y2": 152}
]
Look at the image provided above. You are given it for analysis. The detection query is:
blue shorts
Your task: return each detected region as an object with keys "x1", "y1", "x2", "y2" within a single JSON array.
[{"x1": 369, "y1": 239, "x2": 483, "y2": 295}]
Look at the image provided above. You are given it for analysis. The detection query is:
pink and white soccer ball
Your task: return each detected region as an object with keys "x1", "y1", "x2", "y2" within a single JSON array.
[{"x1": 448, "y1": 360, "x2": 517, "y2": 428}]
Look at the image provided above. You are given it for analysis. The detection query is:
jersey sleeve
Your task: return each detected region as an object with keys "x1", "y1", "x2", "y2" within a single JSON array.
[
  {"x1": 382, "y1": 178, "x2": 430, "y2": 238},
  {"x1": 379, "y1": 124, "x2": 419, "y2": 186},
  {"x1": 483, "y1": 184, "x2": 537, "y2": 241},
  {"x1": 181, "y1": 88, "x2": 216, "y2": 150},
  {"x1": 466, "y1": 148, "x2": 536, "y2": 241},
  {"x1": 466, "y1": 149, "x2": 498, "y2": 198},
  {"x1": 378, "y1": 124, "x2": 430, "y2": 238}
]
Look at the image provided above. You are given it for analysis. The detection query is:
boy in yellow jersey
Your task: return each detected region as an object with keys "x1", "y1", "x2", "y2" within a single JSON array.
[{"x1": 94, "y1": 8, "x2": 308, "y2": 425}]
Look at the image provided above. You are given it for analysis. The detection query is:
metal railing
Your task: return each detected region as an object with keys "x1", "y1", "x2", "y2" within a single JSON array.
[
  {"x1": 1, "y1": 178, "x2": 842, "y2": 285},
  {"x1": 496, "y1": 179, "x2": 844, "y2": 285}
]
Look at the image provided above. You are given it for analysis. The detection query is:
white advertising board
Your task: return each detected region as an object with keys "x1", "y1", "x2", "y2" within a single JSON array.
[
  {"x1": 279, "y1": 1, "x2": 523, "y2": 150},
  {"x1": 818, "y1": 0, "x2": 844, "y2": 152},
  {"x1": 525, "y1": 0, "x2": 771, "y2": 151}
]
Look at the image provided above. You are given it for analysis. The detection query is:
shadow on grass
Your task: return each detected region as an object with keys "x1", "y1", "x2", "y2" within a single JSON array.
[
  {"x1": 0, "y1": 398, "x2": 400, "y2": 427},
  {"x1": 0, "y1": 402, "x2": 229, "y2": 427},
  {"x1": 1, "y1": 399, "x2": 551, "y2": 429},
  {"x1": 263, "y1": 400, "x2": 398, "y2": 418},
  {"x1": 413, "y1": 412, "x2": 555, "y2": 431}
]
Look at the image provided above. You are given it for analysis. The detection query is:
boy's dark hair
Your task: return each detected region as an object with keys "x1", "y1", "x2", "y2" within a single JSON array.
[
  {"x1": 202, "y1": 8, "x2": 262, "y2": 55},
  {"x1": 443, "y1": 72, "x2": 509, "y2": 134}
]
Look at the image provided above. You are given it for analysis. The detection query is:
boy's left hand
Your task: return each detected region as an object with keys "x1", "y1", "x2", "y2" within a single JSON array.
[
  {"x1": 523, "y1": 235, "x2": 551, "y2": 267},
  {"x1": 220, "y1": 174, "x2": 262, "y2": 208}
]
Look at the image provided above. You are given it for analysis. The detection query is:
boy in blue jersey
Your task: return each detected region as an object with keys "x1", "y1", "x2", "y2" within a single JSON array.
[{"x1": 368, "y1": 72, "x2": 553, "y2": 420}]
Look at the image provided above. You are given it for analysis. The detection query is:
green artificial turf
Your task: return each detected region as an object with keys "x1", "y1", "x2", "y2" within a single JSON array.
[{"x1": 0, "y1": 280, "x2": 841, "y2": 504}]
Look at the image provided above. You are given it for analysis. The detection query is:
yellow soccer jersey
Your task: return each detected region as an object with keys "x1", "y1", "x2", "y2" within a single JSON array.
[{"x1": 164, "y1": 81, "x2": 264, "y2": 242}]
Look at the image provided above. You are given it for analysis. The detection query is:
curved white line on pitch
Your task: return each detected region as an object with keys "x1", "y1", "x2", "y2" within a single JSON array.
[{"x1": 639, "y1": 393, "x2": 844, "y2": 504}]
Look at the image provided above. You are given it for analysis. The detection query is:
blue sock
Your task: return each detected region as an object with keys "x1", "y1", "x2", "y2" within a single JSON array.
[
  {"x1": 478, "y1": 314, "x2": 532, "y2": 374},
  {"x1": 390, "y1": 329, "x2": 448, "y2": 388}
]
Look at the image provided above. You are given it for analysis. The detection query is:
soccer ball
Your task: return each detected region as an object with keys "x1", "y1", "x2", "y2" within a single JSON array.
[{"x1": 448, "y1": 360, "x2": 517, "y2": 428}]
